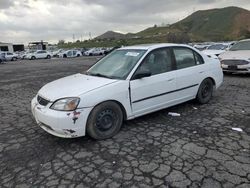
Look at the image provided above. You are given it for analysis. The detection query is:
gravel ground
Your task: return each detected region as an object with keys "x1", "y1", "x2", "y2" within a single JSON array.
[{"x1": 0, "y1": 57, "x2": 250, "y2": 188}]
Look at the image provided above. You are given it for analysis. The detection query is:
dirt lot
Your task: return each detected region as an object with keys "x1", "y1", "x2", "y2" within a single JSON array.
[{"x1": 0, "y1": 57, "x2": 250, "y2": 188}]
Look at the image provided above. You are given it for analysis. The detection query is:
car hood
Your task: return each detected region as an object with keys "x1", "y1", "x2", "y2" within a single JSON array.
[
  {"x1": 38, "y1": 73, "x2": 118, "y2": 101},
  {"x1": 219, "y1": 50, "x2": 250, "y2": 60}
]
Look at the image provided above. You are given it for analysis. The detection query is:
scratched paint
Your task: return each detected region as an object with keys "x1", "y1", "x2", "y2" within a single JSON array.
[{"x1": 72, "y1": 111, "x2": 81, "y2": 124}]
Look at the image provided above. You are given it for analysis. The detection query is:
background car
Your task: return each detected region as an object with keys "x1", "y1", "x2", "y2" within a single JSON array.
[
  {"x1": 219, "y1": 39, "x2": 250, "y2": 73},
  {"x1": 25, "y1": 50, "x2": 52, "y2": 60},
  {"x1": 58, "y1": 50, "x2": 82, "y2": 58},
  {"x1": 202, "y1": 42, "x2": 235, "y2": 59},
  {"x1": 84, "y1": 48, "x2": 105, "y2": 56},
  {"x1": 0, "y1": 53, "x2": 6, "y2": 63},
  {"x1": 52, "y1": 49, "x2": 64, "y2": 57},
  {"x1": 0, "y1": 52, "x2": 18, "y2": 61},
  {"x1": 32, "y1": 43, "x2": 223, "y2": 140}
]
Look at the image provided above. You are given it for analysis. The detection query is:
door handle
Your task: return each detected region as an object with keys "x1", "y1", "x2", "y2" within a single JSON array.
[
  {"x1": 167, "y1": 78, "x2": 174, "y2": 82},
  {"x1": 199, "y1": 71, "x2": 204, "y2": 74}
]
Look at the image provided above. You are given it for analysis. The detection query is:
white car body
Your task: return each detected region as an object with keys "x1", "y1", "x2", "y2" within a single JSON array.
[
  {"x1": 58, "y1": 50, "x2": 82, "y2": 58},
  {"x1": 202, "y1": 43, "x2": 235, "y2": 59},
  {"x1": 84, "y1": 48, "x2": 105, "y2": 56},
  {"x1": 31, "y1": 43, "x2": 223, "y2": 138},
  {"x1": 219, "y1": 39, "x2": 250, "y2": 73},
  {"x1": 25, "y1": 50, "x2": 52, "y2": 60},
  {"x1": 202, "y1": 50, "x2": 225, "y2": 59},
  {"x1": 0, "y1": 52, "x2": 18, "y2": 61},
  {"x1": 52, "y1": 49, "x2": 64, "y2": 57}
]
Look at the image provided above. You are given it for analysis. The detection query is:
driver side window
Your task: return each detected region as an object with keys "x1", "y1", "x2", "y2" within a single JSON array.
[{"x1": 137, "y1": 48, "x2": 173, "y2": 76}]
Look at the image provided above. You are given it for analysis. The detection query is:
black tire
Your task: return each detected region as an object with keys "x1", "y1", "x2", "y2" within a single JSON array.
[
  {"x1": 12, "y1": 57, "x2": 17, "y2": 61},
  {"x1": 31, "y1": 56, "x2": 36, "y2": 60},
  {"x1": 63, "y1": 54, "x2": 67, "y2": 58},
  {"x1": 196, "y1": 78, "x2": 214, "y2": 104},
  {"x1": 87, "y1": 101, "x2": 123, "y2": 140},
  {"x1": 77, "y1": 54, "x2": 80, "y2": 57},
  {"x1": 89, "y1": 53, "x2": 93, "y2": 56},
  {"x1": 47, "y1": 55, "x2": 51, "y2": 59}
]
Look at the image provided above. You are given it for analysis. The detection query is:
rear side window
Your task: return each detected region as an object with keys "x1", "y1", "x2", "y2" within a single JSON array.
[
  {"x1": 173, "y1": 47, "x2": 204, "y2": 69},
  {"x1": 194, "y1": 51, "x2": 204, "y2": 65}
]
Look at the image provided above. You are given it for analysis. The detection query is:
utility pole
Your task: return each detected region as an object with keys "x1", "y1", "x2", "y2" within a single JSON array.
[{"x1": 73, "y1": 34, "x2": 75, "y2": 43}]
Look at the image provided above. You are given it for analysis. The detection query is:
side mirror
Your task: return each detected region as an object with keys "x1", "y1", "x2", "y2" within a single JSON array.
[{"x1": 133, "y1": 69, "x2": 151, "y2": 79}]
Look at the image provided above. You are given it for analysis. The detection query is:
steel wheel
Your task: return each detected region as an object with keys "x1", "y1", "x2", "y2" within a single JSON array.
[
  {"x1": 87, "y1": 101, "x2": 123, "y2": 140},
  {"x1": 196, "y1": 78, "x2": 214, "y2": 104}
]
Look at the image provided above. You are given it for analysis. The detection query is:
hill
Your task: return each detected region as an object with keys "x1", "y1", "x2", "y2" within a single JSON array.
[
  {"x1": 171, "y1": 6, "x2": 250, "y2": 41},
  {"x1": 95, "y1": 31, "x2": 126, "y2": 40},
  {"x1": 96, "y1": 6, "x2": 250, "y2": 42}
]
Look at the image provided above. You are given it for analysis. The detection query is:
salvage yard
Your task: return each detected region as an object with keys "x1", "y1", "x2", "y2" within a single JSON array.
[{"x1": 0, "y1": 57, "x2": 250, "y2": 187}]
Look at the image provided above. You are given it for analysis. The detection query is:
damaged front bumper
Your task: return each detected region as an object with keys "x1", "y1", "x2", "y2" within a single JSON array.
[{"x1": 31, "y1": 97, "x2": 92, "y2": 138}]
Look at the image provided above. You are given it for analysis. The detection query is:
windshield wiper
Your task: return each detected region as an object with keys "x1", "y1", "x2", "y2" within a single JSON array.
[{"x1": 87, "y1": 73, "x2": 113, "y2": 79}]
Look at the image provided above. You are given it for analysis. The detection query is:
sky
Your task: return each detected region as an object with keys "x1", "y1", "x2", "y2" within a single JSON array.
[{"x1": 0, "y1": 0, "x2": 250, "y2": 44}]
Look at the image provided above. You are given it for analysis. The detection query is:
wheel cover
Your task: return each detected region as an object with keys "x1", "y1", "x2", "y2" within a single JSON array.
[{"x1": 95, "y1": 109, "x2": 117, "y2": 132}]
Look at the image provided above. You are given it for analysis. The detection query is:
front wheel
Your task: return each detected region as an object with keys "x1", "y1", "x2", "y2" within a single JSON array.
[
  {"x1": 47, "y1": 55, "x2": 51, "y2": 59},
  {"x1": 87, "y1": 101, "x2": 123, "y2": 140},
  {"x1": 196, "y1": 78, "x2": 214, "y2": 104}
]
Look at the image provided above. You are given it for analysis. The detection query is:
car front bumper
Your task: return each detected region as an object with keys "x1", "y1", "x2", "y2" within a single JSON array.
[
  {"x1": 222, "y1": 64, "x2": 250, "y2": 73},
  {"x1": 31, "y1": 97, "x2": 92, "y2": 138}
]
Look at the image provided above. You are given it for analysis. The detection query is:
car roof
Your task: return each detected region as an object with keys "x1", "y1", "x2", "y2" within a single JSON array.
[{"x1": 120, "y1": 43, "x2": 191, "y2": 51}]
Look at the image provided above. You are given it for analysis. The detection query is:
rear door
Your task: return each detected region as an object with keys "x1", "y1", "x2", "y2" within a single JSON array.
[
  {"x1": 172, "y1": 47, "x2": 206, "y2": 100},
  {"x1": 130, "y1": 48, "x2": 177, "y2": 117}
]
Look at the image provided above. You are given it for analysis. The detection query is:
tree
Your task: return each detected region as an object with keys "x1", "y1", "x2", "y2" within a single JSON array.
[{"x1": 58, "y1": 40, "x2": 65, "y2": 45}]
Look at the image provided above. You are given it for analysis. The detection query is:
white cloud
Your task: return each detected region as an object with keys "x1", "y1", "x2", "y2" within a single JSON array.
[{"x1": 0, "y1": 0, "x2": 249, "y2": 44}]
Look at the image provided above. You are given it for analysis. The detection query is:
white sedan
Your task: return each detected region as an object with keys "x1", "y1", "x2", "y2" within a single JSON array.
[
  {"x1": 0, "y1": 52, "x2": 19, "y2": 61},
  {"x1": 25, "y1": 50, "x2": 52, "y2": 60},
  {"x1": 202, "y1": 43, "x2": 233, "y2": 59},
  {"x1": 84, "y1": 48, "x2": 105, "y2": 56},
  {"x1": 31, "y1": 43, "x2": 223, "y2": 139},
  {"x1": 219, "y1": 39, "x2": 250, "y2": 73},
  {"x1": 58, "y1": 50, "x2": 82, "y2": 58}
]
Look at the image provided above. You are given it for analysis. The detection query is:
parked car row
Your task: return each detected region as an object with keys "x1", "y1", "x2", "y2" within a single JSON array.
[
  {"x1": 192, "y1": 39, "x2": 250, "y2": 73},
  {"x1": 0, "y1": 47, "x2": 115, "y2": 63}
]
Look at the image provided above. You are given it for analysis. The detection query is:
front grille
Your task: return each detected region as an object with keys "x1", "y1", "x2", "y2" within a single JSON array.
[
  {"x1": 221, "y1": 59, "x2": 249, "y2": 66},
  {"x1": 37, "y1": 95, "x2": 50, "y2": 106}
]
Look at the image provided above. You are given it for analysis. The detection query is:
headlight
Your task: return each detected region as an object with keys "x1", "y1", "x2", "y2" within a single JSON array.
[{"x1": 50, "y1": 97, "x2": 80, "y2": 111}]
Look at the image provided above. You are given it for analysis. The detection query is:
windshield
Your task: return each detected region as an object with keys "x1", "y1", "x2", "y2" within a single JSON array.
[
  {"x1": 207, "y1": 44, "x2": 227, "y2": 50},
  {"x1": 87, "y1": 49, "x2": 146, "y2": 80},
  {"x1": 230, "y1": 41, "x2": 250, "y2": 51}
]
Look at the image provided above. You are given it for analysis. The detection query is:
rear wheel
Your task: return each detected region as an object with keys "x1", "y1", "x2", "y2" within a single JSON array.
[
  {"x1": 87, "y1": 101, "x2": 123, "y2": 140},
  {"x1": 196, "y1": 78, "x2": 214, "y2": 104},
  {"x1": 31, "y1": 56, "x2": 36, "y2": 60},
  {"x1": 63, "y1": 54, "x2": 67, "y2": 58},
  {"x1": 47, "y1": 55, "x2": 51, "y2": 59},
  {"x1": 12, "y1": 57, "x2": 17, "y2": 61}
]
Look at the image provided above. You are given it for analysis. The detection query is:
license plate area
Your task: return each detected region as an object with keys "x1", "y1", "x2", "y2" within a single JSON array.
[{"x1": 228, "y1": 65, "x2": 237, "y2": 70}]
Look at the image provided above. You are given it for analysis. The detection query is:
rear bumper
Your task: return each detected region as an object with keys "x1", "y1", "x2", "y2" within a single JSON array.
[{"x1": 31, "y1": 97, "x2": 92, "y2": 138}]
